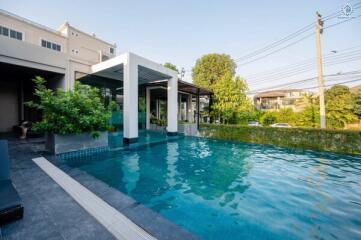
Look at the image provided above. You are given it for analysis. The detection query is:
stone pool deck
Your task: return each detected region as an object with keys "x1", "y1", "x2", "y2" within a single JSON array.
[
  {"x1": 0, "y1": 137, "x2": 198, "y2": 240},
  {"x1": 0, "y1": 138, "x2": 115, "y2": 240}
]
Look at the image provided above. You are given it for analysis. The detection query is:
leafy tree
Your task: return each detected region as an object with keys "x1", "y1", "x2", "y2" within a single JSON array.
[
  {"x1": 325, "y1": 85, "x2": 358, "y2": 129},
  {"x1": 276, "y1": 108, "x2": 298, "y2": 125},
  {"x1": 352, "y1": 89, "x2": 361, "y2": 119},
  {"x1": 212, "y1": 73, "x2": 251, "y2": 124},
  {"x1": 164, "y1": 62, "x2": 179, "y2": 73},
  {"x1": 259, "y1": 111, "x2": 277, "y2": 126},
  {"x1": 192, "y1": 53, "x2": 236, "y2": 90},
  {"x1": 296, "y1": 93, "x2": 320, "y2": 127},
  {"x1": 26, "y1": 76, "x2": 113, "y2": 136}
]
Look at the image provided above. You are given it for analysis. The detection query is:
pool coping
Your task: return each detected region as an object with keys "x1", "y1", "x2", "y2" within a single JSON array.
[
  {"x1": 33, "y1": 157, "x2": 156, "y2": 240},
  {"x1": 43, "y1": 153, "x2": 200, "y2": 240}
]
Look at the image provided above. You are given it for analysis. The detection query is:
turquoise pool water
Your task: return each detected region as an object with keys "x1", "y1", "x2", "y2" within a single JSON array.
[{"x1": 65, "y1": 136, "x2": 361, "y2": 240}]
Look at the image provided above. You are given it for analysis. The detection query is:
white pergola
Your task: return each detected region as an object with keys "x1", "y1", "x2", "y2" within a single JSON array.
[{"x1": 90, "y1": 52, "x2": 178, "y2": 143}]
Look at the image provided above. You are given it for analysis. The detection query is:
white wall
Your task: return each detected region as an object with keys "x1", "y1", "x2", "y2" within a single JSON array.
[
  {"x1": 0, "y1": 35, "x2": 67, "y2": 73},
  {"x1": 61, "y1": 25, "x2": 116, "y2": 65}
]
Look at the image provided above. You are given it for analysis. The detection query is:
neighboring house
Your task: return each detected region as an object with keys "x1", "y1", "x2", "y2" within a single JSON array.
[
  {"x1": 254, "y1": 89, "x2": 307, "y2": 112},
  {"x1": 0, "y1": 9, "x2": 212, "y2": 142}
]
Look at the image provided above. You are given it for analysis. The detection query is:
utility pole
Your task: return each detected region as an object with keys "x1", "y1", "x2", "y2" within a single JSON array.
[{"x1": 316, "y1": 11, "x2": 326, "y2": 129}]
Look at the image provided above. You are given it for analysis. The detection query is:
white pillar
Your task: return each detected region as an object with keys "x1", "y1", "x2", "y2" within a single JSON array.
[
  {"x1": 167, "y1": 75, "x2": 178, "y2": 134},
  {"x1": 187, "y1": 94, "x2": 192, "y2": 122},
  {"x1": 146, "y1": 87, "x2": 150, "y2": 130},
  {"x1": 123, "y1": 53, "x2": 138, "y2": 143}
]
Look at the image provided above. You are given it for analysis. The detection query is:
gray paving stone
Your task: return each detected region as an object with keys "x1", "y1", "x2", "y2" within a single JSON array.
[{"x1": 0, "y1": 139, "x2": 115, "y2": 240}]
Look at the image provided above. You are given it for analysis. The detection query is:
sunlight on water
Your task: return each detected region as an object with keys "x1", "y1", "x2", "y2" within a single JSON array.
[{"x1": 65, "y1": 137, "x2": 361, "y2": 240}]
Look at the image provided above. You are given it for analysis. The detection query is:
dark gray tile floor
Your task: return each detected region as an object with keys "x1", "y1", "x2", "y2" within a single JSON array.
[{"x1": 0, "y1": 139, "x2": 115, "y2": 240}]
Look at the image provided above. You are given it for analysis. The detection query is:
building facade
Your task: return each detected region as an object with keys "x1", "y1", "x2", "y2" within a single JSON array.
[
  {"x1": 253, "y1": 89, "x2": 307, "y2": 112},
  {"x1": 0, "y1": 9, "x2": 211, "y2": 141}
]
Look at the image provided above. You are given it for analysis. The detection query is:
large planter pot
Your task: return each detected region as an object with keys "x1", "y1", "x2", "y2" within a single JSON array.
[
  {"x1": 149, "y1": 124, "x2": 166, "y2": 131},
  {"x1": 45, "y1": 132, "x2": 108, "y2": 154}
]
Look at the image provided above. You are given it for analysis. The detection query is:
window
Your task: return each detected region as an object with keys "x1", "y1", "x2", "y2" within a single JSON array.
[
  {"x1": 41, "y1": 39, "x2": 61, "y2": 52},
  {"x1": 0, "y1": 26, "x2": 22, "y2": 40},
  {"x1": 16, "y1": 32, "x2": 22, "y2": 40},
  {"x1": 110, "y1": 47, "x2": 114, "y2": 54},
  {"x1": 10, "y1": 29, "x2": 16, "y2": 38}
]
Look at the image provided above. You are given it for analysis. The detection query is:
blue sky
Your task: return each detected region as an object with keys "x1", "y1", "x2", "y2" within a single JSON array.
[{"x1": 1, "y1": 0, "x2": 360, "y2": 91}]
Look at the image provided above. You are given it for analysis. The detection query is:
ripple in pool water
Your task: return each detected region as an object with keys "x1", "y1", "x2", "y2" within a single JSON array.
[{"x1": 65, "y1": 136, "x2": 361, "y2": 240}]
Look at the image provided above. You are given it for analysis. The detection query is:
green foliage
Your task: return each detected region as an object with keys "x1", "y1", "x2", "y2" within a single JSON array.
[
  {"x1": 295, "y1": 93, "x2": 320, "y2": 127},
  {"x1": 164, "y1": 62, "x2": 179, "y2": 73},
  {"x1": 200, "y1": 124, "x2": 361, "y2": 155},
  {"x1": 212, "y1": 73, "x2": 251, "y2": 124},
  {"x1": 260, "y1": 111, "x2": 277, "y2": 126},
  {"x1": 26, "y1": 76, "x2": 113, "y2": 135},
  {"x1": 276, "y1": 108, "x2": 298, "y2": 124},
  {"x1": 192, "y1": 53, "x2": 236, "y2": 90},
  {"x1": 150, "y1": 117, "x2": 167, "y2": 126},
  {"x1": 237, "y1": 108, "x2": 263, "y2": 125},
  {"x1": 325, "y1": 85, "x2": 358, "y2": 129},
  {"x1": 253, "y1": 87, "x2": 359, "y2": 129},
  {"x1": 297, "y1": 106, "x2": 320, "y2": 127},
  {"x1": 352, "y1": 89, "x2": 361, "y2": 118}
]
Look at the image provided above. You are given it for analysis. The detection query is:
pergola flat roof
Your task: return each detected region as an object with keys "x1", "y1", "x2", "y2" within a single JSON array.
[
  {"x1": 77, "y1": 52, "x2": 213, "y2": 96},
  {"x1": 145, "y1": 80, "x2": 212, "y2": 96},
  {"x1": 89, "y1": 52, "x2": 175, "y2": 84}
]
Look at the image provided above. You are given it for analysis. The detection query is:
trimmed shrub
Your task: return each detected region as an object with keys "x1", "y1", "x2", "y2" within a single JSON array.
[
  {"x1": 260, "y1": 112, "x2": 277, "y2": 126},
  {"x1": 199, "y1": 124, "x2": 361, "y2": 155},
  {"x1": 26, "y1": 76, "x2": 113, "y2": 136}
]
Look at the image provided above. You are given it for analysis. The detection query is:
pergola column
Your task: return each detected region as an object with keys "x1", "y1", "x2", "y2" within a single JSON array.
[
  {"x1": 187, "y1": 94, "x2": 192, "y2": 123},
  {"x1": 123, "y1": 53, "x2": 138, "y2": 143},
  {"x1": 167, "y1": 75, "x2": 178, "y2": 135},
  {"x1": 146, "y1": 87, "x2": 151, "y2": 130}
]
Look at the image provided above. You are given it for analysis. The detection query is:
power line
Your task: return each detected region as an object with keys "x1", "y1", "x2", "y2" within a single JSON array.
[
  {"x1": 234, "y1": 24, "x2": 314, "y2": 62},
  {"x1": 235, "y1": 3, "x2": 361, "y2": 67},
  {"x1": 244, "y1": 44, "x2": 361, "y2": 79},
  {"x1": 247, "y1": 53, "x2": 361, "y2": 86},
  {"x1": 301, "y1": 78, "x2": 361, "y2": 90},
  {"x1": 184, "y1": 2, "x2": 361, "y2": 78},
  {"x1": 237, "y1": 33, "x2": 315, "y2": 67},
  {"x1": 247, "y1": 70, "x2": 361, "y2": 93},
  {"x1": 246, "y1": 50, "x2": 361, "y2": 82}
]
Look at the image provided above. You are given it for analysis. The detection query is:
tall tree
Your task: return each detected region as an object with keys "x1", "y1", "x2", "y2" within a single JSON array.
[
  {"x1": 212, "y1": 73, "x2": 250, "y2": 124},
  {"x1": 325, "y1": 85, "x2": 357, "y2": 128},
  {"x1": 164, "y1": 62, "x2": 178, "y2": 73},
  {"x1": 192, "y1": 53, "x2": 236, "y2": 90}
]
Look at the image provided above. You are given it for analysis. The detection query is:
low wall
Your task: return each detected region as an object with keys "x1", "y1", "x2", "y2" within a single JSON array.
[
  {"x1": 178, "y1": 123, "x2": 199, "y2": 136},
  {"x1": 199, "y1": 124, "x2": 361, "y2": 155}
]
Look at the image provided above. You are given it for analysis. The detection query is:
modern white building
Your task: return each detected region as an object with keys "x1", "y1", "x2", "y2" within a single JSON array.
[{"x1": 0, "y1": 9, "x2": 212, "y2": 142}]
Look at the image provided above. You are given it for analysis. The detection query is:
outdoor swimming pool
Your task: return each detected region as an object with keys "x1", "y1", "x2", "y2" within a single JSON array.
[{"x1": 64, "y1": 136, "x2": 361, "y2": 240}]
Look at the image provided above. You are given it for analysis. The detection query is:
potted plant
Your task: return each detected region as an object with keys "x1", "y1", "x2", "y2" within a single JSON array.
[
  {"x1": 26, "y1": 76, "x2": 114, "y2": 154},
  {"x1": 150, "y1": 117, "x2": 167, "y2": 131}
]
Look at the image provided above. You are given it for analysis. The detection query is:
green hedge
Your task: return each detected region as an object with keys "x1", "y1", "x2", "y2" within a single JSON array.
[{"x1": 199, "y1": 124, "x2": 361, "y2": 155}]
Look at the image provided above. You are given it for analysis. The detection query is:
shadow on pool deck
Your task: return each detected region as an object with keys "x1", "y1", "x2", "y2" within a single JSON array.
[
  {"x1": 0, "y1": 138, "x2": 116, "y2": 240},
  {"x1": 0, "y1": 137, "x2": 199, "y2": 240}
]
